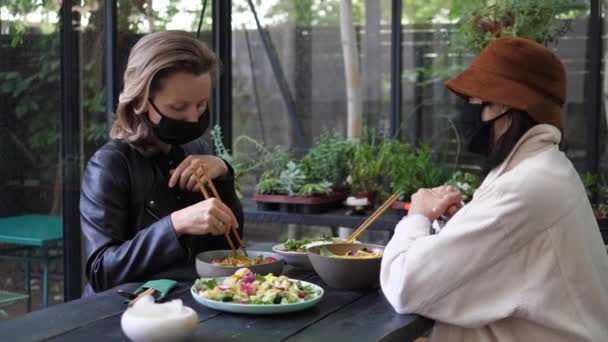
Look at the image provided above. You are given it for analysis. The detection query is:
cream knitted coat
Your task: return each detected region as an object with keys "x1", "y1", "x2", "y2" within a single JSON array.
[{"x1": 380, "y1": 125, "x2": 608, "y2": 341}]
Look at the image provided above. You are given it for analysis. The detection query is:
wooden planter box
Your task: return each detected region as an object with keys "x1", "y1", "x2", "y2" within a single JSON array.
[
  {"x1": 391, "y1": 201, "x2": 410, "y2": 212},
  {"x1": 253, "y1": 192, "x2": 347, "y2": 214}
]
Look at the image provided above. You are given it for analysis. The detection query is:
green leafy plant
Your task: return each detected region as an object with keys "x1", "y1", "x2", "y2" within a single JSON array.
[
  {"x1": 389, "y1": 143, "x2": 450, "y2": 200},
  {"x1": 211, "y1": 125, "x2": 292, "y2": 196},
  {"x1": 577, "y1": 172, "x2": 608, "y2": 220},
  {"x1": 580, "y1": 172, "x2": 599, "y2": 199},
  {"x1": 416, "y1": 0, "x2": 589, "y2": 85},
  {"x1": 455, "y1": 0, "x2": 588, "y2": 53},
  {"x1": 279, "y1": 161, "x2": 307, "y2": 196},
  {"x1": 300, "y1": 129, "x2": 354, "y2": 186},
  {"x1": 255, "y1": 172, "x2": 283, "y2": 195},
  {"x1": 444, "y1": 171, "x2": 480, "y2": 202},
  {"x1": 298, "y1": 181, "x2": 333, "y2": 197},
  {"x1": 349, "y1": 130, "x2": 392, "y2": 195}
]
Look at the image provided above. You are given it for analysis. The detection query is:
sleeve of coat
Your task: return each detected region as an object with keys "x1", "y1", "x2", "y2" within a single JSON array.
[
  {"x1": 80, "y1": 146, "x2": 186, "y2": 292},
  {"x1": 380, "y1": 176, "x2": 560, "y2": 327}
]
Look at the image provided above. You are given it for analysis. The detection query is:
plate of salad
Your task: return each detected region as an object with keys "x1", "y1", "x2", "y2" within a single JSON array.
[
  {"x1": 272, "y1": 237, "x2": 359, "y2": 269},
  {"x1": 191, "y1": 267, "x2": 324, "y2": 314}
]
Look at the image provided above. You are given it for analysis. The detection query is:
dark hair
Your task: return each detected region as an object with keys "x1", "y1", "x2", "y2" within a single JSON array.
[
  {"x1": 481, "y1": 110, "x2": 536, "y2": 181},
  {"x1": 481, "y1": 110, "x2": 568, "y2": 182}
]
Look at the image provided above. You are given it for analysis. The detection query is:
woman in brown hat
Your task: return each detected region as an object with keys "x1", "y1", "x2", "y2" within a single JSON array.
[{"x1": 380, "y1": 37, "x2": 608, "y2": 341}]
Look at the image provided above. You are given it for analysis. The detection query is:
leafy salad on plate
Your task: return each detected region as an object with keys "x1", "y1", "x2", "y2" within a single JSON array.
[{"x1": 193, "y1": 268, "x2": 321, "y2": 305}]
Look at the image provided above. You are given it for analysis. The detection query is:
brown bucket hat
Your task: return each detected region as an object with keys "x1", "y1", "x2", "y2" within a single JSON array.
[{"x1": 445, "y1": 37, "x2": 567, "y2": 130}]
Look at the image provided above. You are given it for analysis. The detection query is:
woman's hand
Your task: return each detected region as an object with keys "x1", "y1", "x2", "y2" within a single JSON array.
[
  {"x1": 168, "y1": 155, "x2": 229, "y2": 192},
  {"x1": 170, "y1": 198, "x2": 238, "y2": 237},
  {"x1": 408, "y1": 186, "x2": 463, "y2": 221}
]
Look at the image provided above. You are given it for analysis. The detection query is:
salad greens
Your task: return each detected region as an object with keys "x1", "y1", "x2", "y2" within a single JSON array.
[
  {"x1": 282, "y1": 236, "x2": 346, "y2": 253},
  {"x1": 194, "y1": 268, "x2": 321, "y2": 305}
]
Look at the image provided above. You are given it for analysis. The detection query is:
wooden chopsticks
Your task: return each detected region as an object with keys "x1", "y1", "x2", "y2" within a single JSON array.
[
  {"x1": 128, "y1": 287, "x2": 156, "y2": 307},
  {"x1": 347, "y1": 194, "x2": 399, "y2": 243},
  {"x1": 192, "y1": 164, "x2": 248, "y2": 257}
]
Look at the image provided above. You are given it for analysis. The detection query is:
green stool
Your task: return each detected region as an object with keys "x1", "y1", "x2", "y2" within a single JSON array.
[
  {"x1": 0, "y1": 215, "x2": 63, "y2": 311},
  {"x1": 0, "y1": 290, "x2": 29, "y2": 318}
]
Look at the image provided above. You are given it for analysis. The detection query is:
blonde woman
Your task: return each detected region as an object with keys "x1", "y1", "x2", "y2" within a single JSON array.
[
  {"x1": 80, "y1": 31, "x2": 242, "y2": 294},
  {"x1": 381, "y1": 37, "x2": 608, "y2": 341}
]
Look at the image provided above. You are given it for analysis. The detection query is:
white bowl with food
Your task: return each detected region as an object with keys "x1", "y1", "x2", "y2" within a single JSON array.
[
  {"x1": 195, "y1": 250, "x2": 284, "y2": 278},
  {"x1": 272, "y1": 238, "x2": 359, "y2": 270}
]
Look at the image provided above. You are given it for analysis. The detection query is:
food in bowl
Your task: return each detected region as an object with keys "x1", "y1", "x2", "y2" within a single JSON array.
[
  {"x1": 196, "y1": 250, "x2": 284, "y2": 278},
  {"x1": 193, "y1": 268, "x2": 321, "y2": 305},
  {"x1": 281, "y1": 237, "x2": 352, "y2": 253},
  {"x1": 210, "y1": 255, "x2": 279, "y2": 267},
  {"x1": 320, "y1": 246, "x2": 382, "y2": 259}
]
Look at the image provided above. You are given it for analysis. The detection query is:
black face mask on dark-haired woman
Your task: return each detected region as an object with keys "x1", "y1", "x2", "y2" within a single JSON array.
[
  {"x1": 146, "y1": 99, "x2": 210, "y2": 146},
  {"x1": 457, "y1": 102, "x2": 510, "y2": 156}
]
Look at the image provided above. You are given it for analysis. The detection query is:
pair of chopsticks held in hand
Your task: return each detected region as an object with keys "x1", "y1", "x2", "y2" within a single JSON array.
[
  {"x1": 346, "y1": 187, "x2": 464, "y2": 242},
  {"x1": 191, "y1": 163, "x2": 247, "y2": 257}
]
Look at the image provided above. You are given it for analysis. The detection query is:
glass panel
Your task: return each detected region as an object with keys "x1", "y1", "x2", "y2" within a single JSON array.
[
  {"x1": 0, "y1": 0, "x2": 106, "y2": 320},
  {"x1": 401, "y1": 4, "x2": 592, "y2": 174},
  {"x1": 116, "y1": 1, "x2": 212, "y2": 88},
  {"x1": 0, "y1": 1, "x2": 63, "y2": 318},
  {"x1": 231, "y1": 0, "x2": 392, "y2": 197},
  {"x1": 554, "y1": 16, "x2": 591, "y2": 171},
  {"x1": 230, "y1": 0, "x2": 393, "y2": 245}
]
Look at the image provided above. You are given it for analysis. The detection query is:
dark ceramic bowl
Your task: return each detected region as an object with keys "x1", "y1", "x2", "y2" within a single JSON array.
[{"x1": 306, "y1": 243, "x2": 384, "y2": 290}]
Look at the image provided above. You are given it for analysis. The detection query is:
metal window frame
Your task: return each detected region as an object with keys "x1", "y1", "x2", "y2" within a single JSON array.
[
  {"x1": 105, "y1": 0, "x2": 118, "y2": 137},
  {"x1": 213, "y1": 0, "x2": 233, "y2": 150},
  {"x1": 586, "y1": 0, "x2": 603, "y2": 175},
  {"x1": 60, "y1": 0, "x2": 82, "y2": 301},
  {"x1": 390, "y1": 0, "x2": 403, "y2": 138}
]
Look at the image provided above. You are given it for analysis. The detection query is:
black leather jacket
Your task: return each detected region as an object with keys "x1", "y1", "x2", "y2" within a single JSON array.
[{"x1": 80, "y1": 138, "x2": 243, "y2": 295}]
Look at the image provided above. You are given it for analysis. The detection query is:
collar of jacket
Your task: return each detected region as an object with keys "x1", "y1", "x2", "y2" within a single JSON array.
[{"x1": 482, "y1": 124, "x2": 562, "y2": 186}]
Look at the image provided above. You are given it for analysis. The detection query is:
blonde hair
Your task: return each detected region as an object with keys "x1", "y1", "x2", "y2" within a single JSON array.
[{"x1": 110, "y1": 30, "x2": 219, "y2": 153}]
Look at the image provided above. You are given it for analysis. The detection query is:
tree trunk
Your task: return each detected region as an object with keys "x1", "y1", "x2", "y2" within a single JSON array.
[
  {"x1": 340, "y1": 0, "x2": 362, "y2": 138},
  {"x1": 146, "y1": 0, "x2": 156, "y2": 31},
  {"x1": 363, "y1": 0, "x2": 382, "y2": 131}
]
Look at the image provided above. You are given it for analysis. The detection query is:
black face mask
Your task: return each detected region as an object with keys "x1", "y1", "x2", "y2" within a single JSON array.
[
  {"x1": 457, "y1": 102, "x2": 510, "y2": 156},
  {"x1": 147, "y1": 99, "x2": 210, "y2": 146}
]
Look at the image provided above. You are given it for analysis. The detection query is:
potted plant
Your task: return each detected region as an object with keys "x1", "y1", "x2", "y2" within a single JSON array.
[
  {"x1": 444, "y1": 171, "x2": 480, "y2": 203},
  {"x1": 349, "y1": 131, "x2": 392, "y2": 209},
  {"x1": 579, "y1": 172, "x2": 608, "y2": 244},
  {"x1": 389, "y1": 143, "x2": 450, "y2": 212},
  {"x1": 253, "y1": 130, "x2": 353, "y2": 213}
]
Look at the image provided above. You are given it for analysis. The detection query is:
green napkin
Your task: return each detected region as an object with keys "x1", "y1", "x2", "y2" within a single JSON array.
[{"x1": 129, "y1": 279, "x2": 177, "y2": 303}]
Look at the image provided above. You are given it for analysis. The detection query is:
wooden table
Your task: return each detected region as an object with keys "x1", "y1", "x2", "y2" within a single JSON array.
[
  {"x1": 0, "y1": 265, "x2": 433, "y2": 341},
  {"x1": 0, "y1": 215, "x2": 63, "y2": 310}
]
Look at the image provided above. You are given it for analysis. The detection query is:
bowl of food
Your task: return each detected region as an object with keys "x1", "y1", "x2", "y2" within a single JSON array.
[
  {"x1": 196, "y1": 250, "x2": 284, "y2": 278},
  {"x1": 306, "y1": 243, "x2": 384, "y2": 290},
  {"x1": 272, "y1": 238, "x2": 357, "y2": 270}
]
